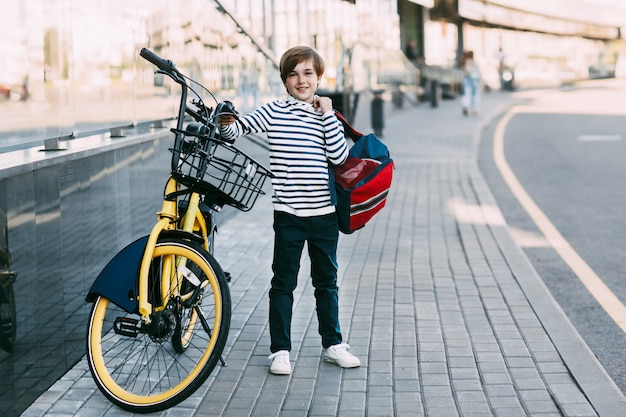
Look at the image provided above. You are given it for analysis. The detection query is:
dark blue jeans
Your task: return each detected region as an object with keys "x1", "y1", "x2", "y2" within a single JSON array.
[{"x1": 269, "y1": 211, "x2": 343, "y2": 352}]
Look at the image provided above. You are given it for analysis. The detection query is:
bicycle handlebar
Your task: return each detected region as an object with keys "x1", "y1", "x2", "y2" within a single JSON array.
[{"x1": 140, "y1": 48, "x2": 177, "y2": 74}]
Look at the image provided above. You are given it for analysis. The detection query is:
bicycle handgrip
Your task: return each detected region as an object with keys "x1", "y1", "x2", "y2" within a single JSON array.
[
  {"x1": 140, "y1": 47, "x2": 176, "y2": 74},
  {"x1": 215, "y1": 101, "x2": 238, "y2": 117}
]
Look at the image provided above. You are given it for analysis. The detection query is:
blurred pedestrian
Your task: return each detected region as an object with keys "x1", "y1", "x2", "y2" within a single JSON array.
[
  {"x1": 404, "y1": 39, "x2": 419, "y2": 66},
  {"x1": 460, "y1": 51, "x2": 482, "y2": 115},
  {"x1": 219, "y1": 45, "x2": 361, "y2": 376}
]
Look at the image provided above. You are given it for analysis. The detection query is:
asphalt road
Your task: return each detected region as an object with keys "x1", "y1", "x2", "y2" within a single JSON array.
[{"x1": 478, "y1": 79, "x2": 626, "y2": 395}]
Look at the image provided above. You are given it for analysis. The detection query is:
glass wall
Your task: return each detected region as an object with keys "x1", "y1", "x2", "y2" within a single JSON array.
[
  {"x1": 0, "y1": 0, "x2": 177, "y2": 153},
  {"x1": 0, "y1": 0, "x2": 415, "y2": 154}
]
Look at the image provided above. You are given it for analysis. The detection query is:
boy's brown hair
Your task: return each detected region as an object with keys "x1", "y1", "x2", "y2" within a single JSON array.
[{"x1": 279, "y1": 46, "x2": 325, "y2": 84}]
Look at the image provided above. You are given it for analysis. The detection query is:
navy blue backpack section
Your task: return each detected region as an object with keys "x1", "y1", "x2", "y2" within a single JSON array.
[{"x1": 333, "y1": 111, "x2": 394, "y2": 234}]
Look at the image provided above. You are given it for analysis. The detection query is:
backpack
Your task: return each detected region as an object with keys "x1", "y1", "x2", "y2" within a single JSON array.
[{"x1": 333, "y1": 111, "x2": 394, "y2": 234}]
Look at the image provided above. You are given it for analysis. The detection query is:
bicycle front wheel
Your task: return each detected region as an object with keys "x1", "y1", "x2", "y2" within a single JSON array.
[{"x1": 86, "y1": 238, "x2": 231, "y2": 413}]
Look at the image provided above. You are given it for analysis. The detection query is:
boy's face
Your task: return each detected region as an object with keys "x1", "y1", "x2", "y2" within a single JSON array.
[{"x1": 284, "y1": 58, "x2": 321, "y2": 103}]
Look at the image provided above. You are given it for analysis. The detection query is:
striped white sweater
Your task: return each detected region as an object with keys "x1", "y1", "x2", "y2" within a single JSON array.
[{"x1": 219, "y1": 95, "x2": 349, "y2": 217}]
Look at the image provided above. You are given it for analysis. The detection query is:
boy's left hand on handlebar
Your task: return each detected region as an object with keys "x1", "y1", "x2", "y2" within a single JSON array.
[
  {"x1": 217, "y1": 101, "x2": 238, "y2": 126},
  {"x1": 218, "y1": 115, "x2": 237, "y2": 125}
]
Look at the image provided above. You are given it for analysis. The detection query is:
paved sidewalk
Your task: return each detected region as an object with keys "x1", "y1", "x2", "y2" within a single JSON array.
[{"x1": 21, "y1": 90, "x2": 626, "y2": 416}]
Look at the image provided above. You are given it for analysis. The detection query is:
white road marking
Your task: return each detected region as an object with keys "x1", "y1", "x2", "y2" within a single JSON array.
[{"x1": 578, "y1": 135, "x2": 622, "y2": 142}]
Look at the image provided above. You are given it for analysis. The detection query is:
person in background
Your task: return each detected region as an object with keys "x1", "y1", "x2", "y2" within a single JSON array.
[
  {"x1": 404, "y1": 39, "x2": 419, "y2": 66},
  {"x1": 219, "y1": 45, "x2": 361, "y2": 376},
  {"x1": 460, "y1": 50, "x2": 482, "y2": 115}
]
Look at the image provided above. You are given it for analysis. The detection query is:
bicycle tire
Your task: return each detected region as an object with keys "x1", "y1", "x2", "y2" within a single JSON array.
[{"x1": 86, "y1": 237, "x2": 231, "y2": 413}]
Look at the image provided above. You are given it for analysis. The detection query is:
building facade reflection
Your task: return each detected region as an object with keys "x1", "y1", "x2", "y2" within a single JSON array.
[{"x1": 0, "y1": 0, "x2": 416, "y2": 153}]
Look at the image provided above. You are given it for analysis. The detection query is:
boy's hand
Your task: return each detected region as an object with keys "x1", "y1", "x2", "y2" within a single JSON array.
[
  {"x1": 313, "y1": 96, "x2": 332, "y2": 114},
  {"x1": 217, "y1": 100, "x2": 238, "y2": 126},
  {"x1": 219, "y1": 115, "x2": 237, "y2": 125}
]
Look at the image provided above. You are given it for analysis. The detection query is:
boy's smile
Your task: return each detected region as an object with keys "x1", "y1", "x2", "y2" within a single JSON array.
[{"x1": 285, "y1": 58, "x2": 321, "y2": 104}]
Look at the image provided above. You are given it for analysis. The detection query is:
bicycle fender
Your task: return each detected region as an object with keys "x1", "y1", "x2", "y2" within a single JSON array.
[{"x1": 85, "y1": 235, "x2": 148, "y2": 313}]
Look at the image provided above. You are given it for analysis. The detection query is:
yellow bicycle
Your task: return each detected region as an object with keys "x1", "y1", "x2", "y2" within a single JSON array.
[{"x1": 85, "y1": 48, "x2": 272, "y2": 413}]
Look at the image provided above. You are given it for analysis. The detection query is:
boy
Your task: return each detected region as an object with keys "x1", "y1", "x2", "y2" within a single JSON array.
[{"x1": 219, "y1": 46, "x2": 360, "y2": 375}]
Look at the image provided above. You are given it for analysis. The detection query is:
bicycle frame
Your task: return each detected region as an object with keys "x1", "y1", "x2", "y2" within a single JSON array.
[{"x1": 136, "y1": 179, "x2": 209, "y2": 322}]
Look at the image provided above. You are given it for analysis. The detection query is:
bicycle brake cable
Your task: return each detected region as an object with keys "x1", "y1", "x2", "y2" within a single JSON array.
[{"x1": 180, "y1": 73, "x2": 218, "y2": 123}]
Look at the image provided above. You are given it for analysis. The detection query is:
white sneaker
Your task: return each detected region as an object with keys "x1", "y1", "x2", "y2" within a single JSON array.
[
  {"x1": 324, "y1": 343, "x2": 360, "y2": 368},
  {"x1": 268, "y1": 350, "x2": 291, "y2": 375}
]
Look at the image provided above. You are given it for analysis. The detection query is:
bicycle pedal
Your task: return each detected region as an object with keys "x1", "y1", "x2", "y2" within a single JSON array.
[{"x1": 113, "y1": 317, "x2": 140, "y2": 338}]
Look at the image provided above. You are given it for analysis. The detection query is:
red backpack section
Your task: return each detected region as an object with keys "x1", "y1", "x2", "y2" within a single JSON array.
[{"x1": 334, "y1": 111, "x2": 394, "y2": 234}]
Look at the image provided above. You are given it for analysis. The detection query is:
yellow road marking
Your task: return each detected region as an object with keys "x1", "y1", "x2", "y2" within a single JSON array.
[{"x1": 493, "y1": 107, "x2": 626, "y2": 334}]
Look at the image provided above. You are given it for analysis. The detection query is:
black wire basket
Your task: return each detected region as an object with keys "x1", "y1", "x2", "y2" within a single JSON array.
[{"x1": 170, "y1": 130, "x2": 272, "y2": 211}]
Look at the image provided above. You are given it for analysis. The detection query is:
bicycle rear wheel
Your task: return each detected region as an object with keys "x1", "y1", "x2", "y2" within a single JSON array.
[{"x1": 86, "y1": 238, "x2": 230, "y2": 413}]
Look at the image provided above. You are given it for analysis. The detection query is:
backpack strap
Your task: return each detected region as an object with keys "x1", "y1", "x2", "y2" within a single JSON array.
[{"x1": 334, "y1": 110, "x2": 363, "y2": 142}]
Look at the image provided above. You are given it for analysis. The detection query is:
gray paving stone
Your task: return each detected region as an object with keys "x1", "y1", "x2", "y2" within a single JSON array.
[
  {"x1": 523, "y1": 399, "x2": 563, "y2": 415},
  {"x1": 453, "y1": 378, "x2": 484, "y2": 392},
  {"x1": 493, "y1": 407, "x2": 529, "y2": 417},
  {"x1": 450, "y1": 367, "x2": 480, "y2": 380}
]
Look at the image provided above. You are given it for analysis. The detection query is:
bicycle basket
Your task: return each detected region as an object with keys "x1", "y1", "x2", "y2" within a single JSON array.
[{"x1": 170, "y1": 132, "x2": 272, "y2": 211}]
